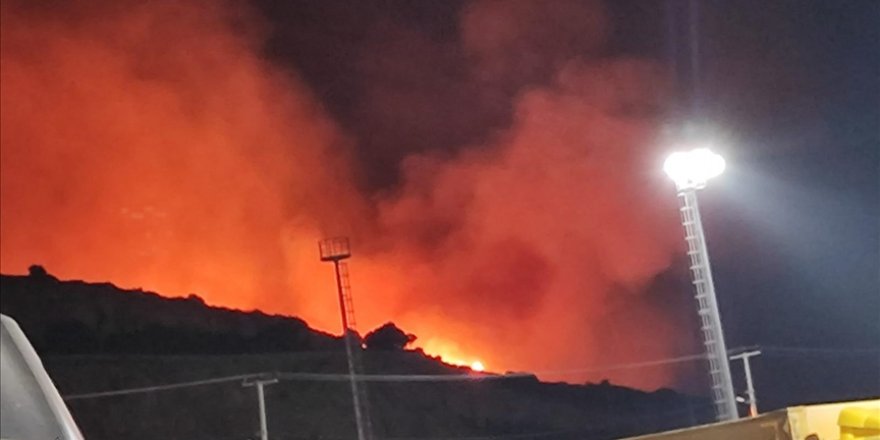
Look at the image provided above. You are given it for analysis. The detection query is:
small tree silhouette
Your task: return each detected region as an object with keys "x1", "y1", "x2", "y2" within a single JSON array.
[
  {"x1": 28, "y1": 264, "x2": 49, "y2": 277},
  {"x1": 364, "y1": 322, "x2": 416, "y2": 351}
]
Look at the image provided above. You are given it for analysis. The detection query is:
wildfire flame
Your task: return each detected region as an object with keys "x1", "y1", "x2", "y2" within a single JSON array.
[{"x1": 0, "y1": 0, "x2": 698, "y2": 391}]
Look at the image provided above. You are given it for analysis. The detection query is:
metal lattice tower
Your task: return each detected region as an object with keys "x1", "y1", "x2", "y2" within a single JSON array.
[
  {"x1": 677, "y1": 189, "x2": 739, "y2": 422},
  {"x1": 319, "y1": 237, "x2": 373, "y2": 440},
  {"x1": 338, "y1": 262, "x2": 358, "y2": 331}
]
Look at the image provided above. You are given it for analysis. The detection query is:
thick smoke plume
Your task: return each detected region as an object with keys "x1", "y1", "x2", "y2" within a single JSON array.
[
  {"x1": 362, "y1": 60, "x2": 692, "y2": 387},
  {"x1": 1, "y1": 0, "x2": 698, "y2": 389},
  {"x1": 0, "y1": 0, "x2": 367, "y2": 311}
]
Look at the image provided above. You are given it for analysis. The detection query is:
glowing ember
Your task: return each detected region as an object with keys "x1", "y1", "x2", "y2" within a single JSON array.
[{"x1": 470, "y1": 361, "x2": 485, "y2": 372}]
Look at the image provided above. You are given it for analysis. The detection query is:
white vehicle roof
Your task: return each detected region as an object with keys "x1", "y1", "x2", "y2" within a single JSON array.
[{"x1": 1, "y1": 314, "x2": 84, "y2": 440}]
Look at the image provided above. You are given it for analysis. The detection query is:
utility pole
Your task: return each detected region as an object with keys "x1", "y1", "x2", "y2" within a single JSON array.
[
  {"x1": 243, "y1": 377, "x2": 278, "y2": 440},
  {"x1": 730, "y1": 350, "x2": 762, "y2": 417}
]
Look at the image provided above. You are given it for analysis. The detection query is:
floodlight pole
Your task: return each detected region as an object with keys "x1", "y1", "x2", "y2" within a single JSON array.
[
  {"x1": 319, "y1": 237, "x2": 371, "y2": 440},
  {"x1": 676, "y1": 187, "x2": 739, "y2": 422},
  {"x1": 335, "y1": 260, "x2": 368, "y2": 440}
]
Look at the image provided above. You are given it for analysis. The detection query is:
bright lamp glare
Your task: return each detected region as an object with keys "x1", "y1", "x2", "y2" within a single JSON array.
[{"x1": 663, "y1": 148, "x2": 726, "y2": 190}]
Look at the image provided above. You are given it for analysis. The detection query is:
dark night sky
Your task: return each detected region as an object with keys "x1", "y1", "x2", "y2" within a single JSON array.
[{"x1": 254, "y1": 0, "x2": 879, "y2": 408}]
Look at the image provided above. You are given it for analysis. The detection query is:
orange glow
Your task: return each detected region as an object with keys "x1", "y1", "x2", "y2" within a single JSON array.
[
  {"x1": 417, "y1": 337, "x2": 488, "y2": 373},
  {"x1": 1, "y1": 0, "x2": 699, "y2": 391}
]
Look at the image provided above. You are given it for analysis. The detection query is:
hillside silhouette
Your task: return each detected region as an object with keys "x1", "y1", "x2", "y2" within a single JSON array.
[{"x1": 0, "y1": 267, "x2": 714, "y2": 439}]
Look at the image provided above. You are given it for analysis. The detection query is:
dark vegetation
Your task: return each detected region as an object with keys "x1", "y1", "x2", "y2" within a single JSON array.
[
  {"x1": 0, "y1": 267, "x2": 714, "y2": 440},
  {"x1": 364, "y1": 322, "x2": 416, "y2": 351}
]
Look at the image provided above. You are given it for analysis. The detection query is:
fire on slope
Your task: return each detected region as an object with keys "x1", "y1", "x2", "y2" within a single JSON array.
[{"x1": 0, "y1": 0, "x2": 698, "y2": 390}]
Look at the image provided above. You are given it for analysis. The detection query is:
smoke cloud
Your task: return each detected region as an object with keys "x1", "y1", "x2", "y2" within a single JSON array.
[
  {"x1": 362, "y1": 58, "x2": 693, "y2": 387},
  {"x1": 0, "y1": 0, "x2": 366, "y2": 312},
  {"x1": 1, "y1": 0, "x2": 699, "y2": 389}
]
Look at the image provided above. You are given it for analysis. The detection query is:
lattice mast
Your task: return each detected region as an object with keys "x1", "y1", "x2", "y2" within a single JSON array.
[
  {"x1": 677, "y1": 189, "x2": 738, "y2": 421},
  {"x1": 319, "y1": 237, "x2": 372, "y2": 440}
]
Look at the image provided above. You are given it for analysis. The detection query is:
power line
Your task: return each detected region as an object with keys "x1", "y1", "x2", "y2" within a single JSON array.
[
  {"x1": 532, "y1": 353, "x2": 708, "y2": 376},
  {"x1": 759, "y1": 346, "x2": 880, "y2": 356},
  {"x1": 60, "y1": 371, "x2": 529, "y2": 401},
  {"x1": 58, "y1": 351, "x2": 708, "y2": 401},
  {"x1": 61, "y1": 351, "x2": 705, "y2": 401},
  {"x1": 63, "y1": 373, "x2": 267, "y2": 401},
  {"x1": 61, "y1": 344, "x2": 873, "y2": 401}
]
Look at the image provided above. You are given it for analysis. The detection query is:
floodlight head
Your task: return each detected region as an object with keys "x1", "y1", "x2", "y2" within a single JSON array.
[
  {"x1": 663, "y1": 148, "x2": 726, "y2": 191},
  {"x1": 319, "y1": 237, "x2": 351, "y2": 261}
]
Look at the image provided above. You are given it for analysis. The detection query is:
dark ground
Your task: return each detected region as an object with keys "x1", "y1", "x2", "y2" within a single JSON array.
[{"x1": 1, "y1": 270, "x2": 714, "y2": 439}]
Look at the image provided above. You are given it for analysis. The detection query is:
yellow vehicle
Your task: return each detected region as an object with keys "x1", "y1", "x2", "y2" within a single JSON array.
[{"x1": 623, "y1": 400, "x2": 879, "y2": 440}]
